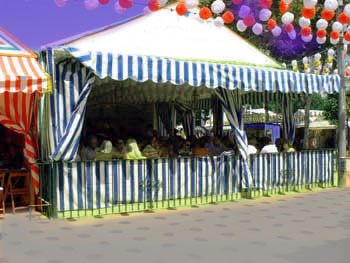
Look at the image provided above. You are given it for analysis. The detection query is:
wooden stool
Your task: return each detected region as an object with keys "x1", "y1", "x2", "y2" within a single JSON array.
[
  {"x1": 7, "y1": 171, "x2": 30, "y2": 213},
  {"x1": 0, "y1": 172, "x2": 6, "y2": 214}
]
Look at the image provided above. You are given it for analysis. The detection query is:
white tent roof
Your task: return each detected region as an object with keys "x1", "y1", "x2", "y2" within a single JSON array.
[{"x1": 53, "y1": 5, "x2": 280, "y2": 68}]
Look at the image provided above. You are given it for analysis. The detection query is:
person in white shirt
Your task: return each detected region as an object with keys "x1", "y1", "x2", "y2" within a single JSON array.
[
  {"x1": 247, "y1": 138, "x2": 258, "y2": 155},
  {"x1": 260, "y1": 137, "x2": 278, "y2": 154},
  {"x1": 81, "y1": 136, "x2": 99, "y2": 160}
]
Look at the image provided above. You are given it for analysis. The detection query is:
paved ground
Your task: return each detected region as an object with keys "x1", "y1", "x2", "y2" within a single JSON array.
[{"x1": 0, "y1": 188, "x2": 350, "y2": 263}]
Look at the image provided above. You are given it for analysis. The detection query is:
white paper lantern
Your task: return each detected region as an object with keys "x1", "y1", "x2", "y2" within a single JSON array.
[
  {"x1": 324, "y1": 0, "x2": 338, "y2": 11},
  {"x1": 252, "y1": 23, "x2": 263, "y2": 35},
  {"x1": 345, "y1": 4, "x2": 350, "y2": 17},
  {"x1": 314, "y1": 53, "x2": 322, "y2": 60},
  {"x1": 303, "y1": 0, "x2": 317, "y2": 8},
  {"x1": 281, "y1": 12, "x2": 294, "y2": 25},
  {"x1": 333, "y1": 69, "x2": 338, "y2": 74},
  {"x1": 211, "y1": 0, "x2": 225, "y2": 15},
  {"x1": 299, "y1": 17, "x2": 311, "y2": 27},
  {"x1": 328, "y1": 49, "x2": 335, "y2": 56},
  {"x1": 185, "y1": 0, "x2": 199, "y2": 9},
  {"x1": 259, "y1": 8, "x2": 272, "y2": 21},
  {"x1": 84, "y1": 0, "x2": 99, "y2": 10},
  {"x1": 316, "y1": 37, "x2": 327, "y2": 44},
  {"x1": 115, "y1": 1, "x2": 126, "y2": 14},
  {"x1": 344, "y1": 39, "x2": 350, "y2": 45},
  {"x1": 292, "y1": 60, "x2": 298, "y2": 67},
  {"x1": 214, "y1": 17, "x2": 225, "y2": 27},
  {"x1": 143, "y1": 6, "x2": 151, "y2": 15},
  {"x1": 288, "y1": 30, "x2": 296, "y2": 40},
  {"x1": 316, "y1": 19, "x2": 328, "y2": 29},
  {"x1": 302, "y1": 34, "x2": 313, "y2": 42},
  {"x1": 330, "y1": 37, "x2": 339, "y2": 44},
  {"x1": 332, "y1": 21, "x2": 343, "y2": 32},
  {"x1": 237, "y1": 20, "x2": 247, "y2": 32},
  {"x1": 302, "y1": 57, "x2": 309, "y2": 64},
  {"x1": 282, "y1": 63, "x2": 287, "y2": 68},
  {"x1": 272, "y1": 26, "x2": 282, "y2": 37},
  {"x1": 159, "y1": 0, "x2": 168, "y2": 7}
]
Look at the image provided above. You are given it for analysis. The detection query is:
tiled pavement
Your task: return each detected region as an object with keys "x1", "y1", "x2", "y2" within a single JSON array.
[{"x1": 0, "y1": 188, "x2": 350, "y2": 263}]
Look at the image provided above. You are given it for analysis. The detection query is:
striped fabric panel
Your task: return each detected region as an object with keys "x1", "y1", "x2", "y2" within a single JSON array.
[
  {"x1": 0, "y1": 56, "x2": 49, "y2": 93},
  {"x1": 0, "y1": 92, "x2": 40, "y2": 193},
  {"x1": 64, "y1": 47, "x2": 340, "y2": 95}
]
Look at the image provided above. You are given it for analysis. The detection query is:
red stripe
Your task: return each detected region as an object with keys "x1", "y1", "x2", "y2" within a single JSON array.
[
  {"x1": 26, "y1": 58, "x2": 40, "y2": 93},
  {"x1": 13, "y1": 93, "x2": 20, "y2": 126},
  {"x1": 4, "y1": 92, "x2": 11, "y2": 118},
  {"x1": 0, "y1": 57, "x2": 11, "y2": 92},
  {"x1": 7, "y1": 57, "x2": 21, "y2": 91},
  {"x1": 25, "y1": 137, "x2": 36, "y2": 148},
  {"x1": 22, "y1": 92, "x2": 28, "y2": 130}
]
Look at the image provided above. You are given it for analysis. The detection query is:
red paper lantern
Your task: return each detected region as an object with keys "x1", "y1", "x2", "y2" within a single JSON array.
[
  {"x1": 300, "y1": 27, "x2": 312, "y2": 36},
  {"x1": 222, "y1": 11, "x2": 234, "y2": 24},
  {"x1": 267, "y1": 19, "x2": 276, "y2": 31},
  {"x1": 259, "y1": 0, "x2": 272, "y2": 9},
  {"x1": 279, "y1": 0, "x2": 289, "y2": 14},
  {"x1": 232, "y1": 0, "x2": 243, "y2": 4},
  {"x1": 285, "y1": 23, "x2": 294, "y2": 33},
  {"x1": 338, "y1": 12, "x2": 350, "y2": 25},
  {"x1": 148, "y1": 0, "x2": 160, "y2": 11},
  {"x1": 243, "y1": 15, "x2": 256, "y2": 27},
  {"x1": 119, "y1": 0, "x2": 133, "y2": 8},
  {"x1": 99, "y1": 0, "x2": 109, "y2": 4},
  {"x1": 330, "y1": 31, "x2": 340, "y2": 40},
  {"x1": 302, "y1": 7, "x2": 316, "y2": 19},
  {"x1": 199, "y1": 7, "x2": 212, "y2": 20},
  {"x1": 316, "y1": 29, "x2": 327, "y2": 38},
  {"x1": 176, "y1": 2, "x2": 187, "y2": 16},
  {"x1": 321, "y1": 9, "x2": 335, "y2": 21},
  {"x1": 345, "y1": 32, "x2": 350, "y2": 41}
]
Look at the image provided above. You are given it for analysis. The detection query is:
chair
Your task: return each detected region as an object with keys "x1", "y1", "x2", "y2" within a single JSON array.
[
  {"x1": 0, "y1": 172, "x2": 6, "y2": 214},
  {"x1": 7, "y1": 171, "x2": 30, "y2": 213}
]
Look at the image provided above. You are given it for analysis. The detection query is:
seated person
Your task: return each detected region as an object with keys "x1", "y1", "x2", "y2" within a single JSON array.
[
  {"x1": 260, "y1": 137, "x2": 278, "y2": 154},
  {"x1": 142, "y1": 137, "x2": 160, "y2": 159},
  {"x1": 179, "y1": 140, "x2": 192, "y2": 156},
  {"x1": 95, "y1": 140, "x2": 114, "y2": 160},
  {"x1": 275, "y1": 138, "x2": 283, "y2": 152},
  {"x1": 123, "y1": 139, "x2": 146, "y2": 160},
  {"x1": 81, "y1": 136, "x2": 99, "y2": 160},
  {"x1": 193, "y1": 139, "x2": 209, "y2": 157},
  {"x1": 248, "y1": 138, "x2": 258, "y2": 155},
  {"x1": 112, "y1": 139, "x2": 127, "y2": 159},
  {"x1": 168, "y1": 144, "x2": 177, "y2": 158},
  {"x1": 283, "y1": 141, "x2": 296, "y2": 152},
  {"x1": 207, "y1": 137, "x2": 225, "y2": 155}
]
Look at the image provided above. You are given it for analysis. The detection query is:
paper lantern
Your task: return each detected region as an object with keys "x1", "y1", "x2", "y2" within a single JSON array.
[
  {"x1": 243, "y1": 15, "x2": 256, "y2": 27},
  {"x1": 343, "y1": 39, "x2": 350, "y2": 45},
  {"x1": 303, "y1": 0, "x2": 317, "y2": 8},
  {"x1": 328, "y1": 49, "x2": 335, "y2": 56},
  {"x1": 316, "y1": 19, "x2": 328, "y2": 29},
  {"x1": 324, "y1": 0, "x2": 338, "y2": 11},
  {"x1": 272, "y1": 26, "x2": 282, "y2": 37},
  {"x1": 185, "y1": 0, "x2": 198, "y2": 9},
  {"x1": 321, "y1": 9, "x2": 335, "y2": 21},
  {"x1": 158, "y1": 0, "x2": 168, "y2": 6},
  {"x1": 232, "y1": 0, "x2": 243, "y2": 4},
  {"x1": 55, "y1": 0, "x2": 68, "y2": 7},
  {"x1": 148, "y1": 0, "x2": 160, "y2": 11},
  {"x1": 99, "y1": 0, "x2": 109, "y2": 4},
  {"x1": 119, "y1": 0, "x2": 133, "y2": 8},
  {"x1": 316, "y1": 29, "x2": 326, "y2": 38},
  {"x1": 279, "y1": 0, "x2": 289, "y2": 14},
  {"x1": 199, "y1": 7, "x2": 212, "y2": 20},
  {"x1": 259, "y1": 0, "x2": 272, "y2": 9},
  {"x1": 285, "y1": 23, "x2": 294, "y2": 33},
  {"x1": 259, "y1": 9, "x2": 272, "y2": 22},
  {"x1": 211, "y1": 0, "x2": 225, "y2": 15},
  {"x1": 252, "y1": 23, "x2": 263, "y2": 35},
  {"x1": 176, "y1": 2, "x2": 188, "y2": 15},
  {"x1": 338, "y1": 12, "x2": 350, "y2": 25},
  {"x1": 302, "y1": 7, "x2": 316, "y2": 19},
  {"x1": 292, "y1": 60, "x2": 297, "y2": 67},
  {"x1": 316, "y1": 37, "x2": 327, "y2": 44},
  {"x1": 302, "y1": 57, "x2": 309, "y2": 64},
  {"x1": 345, "y1": 32, "x2": 350, "y2": 41},
  {"x1": 143, "y1": 6, "x2": 151, "y2": 15},
  {"x1": 302, "y1": 34, "x2": 313, "y2": 42},
  {"x1": 288, "y1": 30, "x2": 296, "y2": 39},
  {"x1": 314, "y1": 53, "x2": 321, "y2": 61},
  {"x1": 267, "y1": 19, "x2": 276, "y2": 30},
  {"x1": 299, "y1": 17, "x2": 310, "y2": 28},
  {"x1": 301, "y1": 27, "x2": 312, "y2": 36},
  {"x1": 84, "y1": 0, "x2": 99, "y2": 10},
  {"x1": 281, "y1": 12, "x2": 294, "y2": 25},
  {"x1": 115, "y1": 1, "x2": 126, "y2": 14},
  {"x1": 239, "y1": 5, "x2": 251, "y2": 19},
  {"x1": 332, "y1": 22, "x2": 343, "y2": 32},
  {"x1": 237, "y1": 20, "x2": 247, "y2": 32},
  {"x1": 330, "y1": 31, "x2": 340, "y2": 39},
  {"x1": 330, "y1": 38, "x2": 339, "y2": 44},
  {"x1": 222, "y1": 11, "x2": 234, "y2": 24},
  {"x1": 345, "y1": 4, "x2": 350, "y2": 17},
  {"x1": 214, "y1": 17, "x2": 225, "y2": 27}
]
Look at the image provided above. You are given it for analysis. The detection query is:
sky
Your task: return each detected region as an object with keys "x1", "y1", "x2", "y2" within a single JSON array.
[{"x1": 0, "y1": 0, "x2": 147, "y2": 51}]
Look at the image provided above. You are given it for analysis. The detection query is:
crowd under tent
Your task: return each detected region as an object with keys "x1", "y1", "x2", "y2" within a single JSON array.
[{"x1": 38, "y1": 5, "x2": 339, "y2": 218}]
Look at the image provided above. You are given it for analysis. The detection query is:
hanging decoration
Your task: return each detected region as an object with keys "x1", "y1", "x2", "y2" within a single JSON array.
[
  {"x1": 55, "y1": 0, "x2": 68, "y2": 7},
  {"x1": 84, "y1": 0, "x2": 100, "y2": 10},
  {"x1": 176, "y1": 2, "x2": 188, "y2": 15},
  {"x1": 313, "y1": 53, "x2": 322, "y2": 74},
  {"x1": 291, "y1": 60, "x2": 298, "y2": 72},
  {"x1": 302, "y1": 57, "x2": 310, "y2": 73}
]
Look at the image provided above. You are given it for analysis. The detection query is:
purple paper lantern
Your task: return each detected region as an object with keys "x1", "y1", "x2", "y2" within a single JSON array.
[{"x1": 239, "y1": 5, "x2": 251, "y2": 19}]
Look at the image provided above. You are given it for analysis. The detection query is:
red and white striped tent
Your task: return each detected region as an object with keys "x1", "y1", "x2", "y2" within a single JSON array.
[{"x1": 0, "y1": 26, "x2": 51, "y2": 194}]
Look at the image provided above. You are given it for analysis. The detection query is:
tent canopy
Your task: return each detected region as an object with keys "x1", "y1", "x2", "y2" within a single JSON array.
[{"x1": 0, "y1": 26, "x2": 50, "y2": 94}]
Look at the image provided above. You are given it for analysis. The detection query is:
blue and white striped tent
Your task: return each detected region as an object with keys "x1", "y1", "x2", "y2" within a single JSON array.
[{"x1": 39, "y1": 5, "x2": 340, "y2": 189}]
